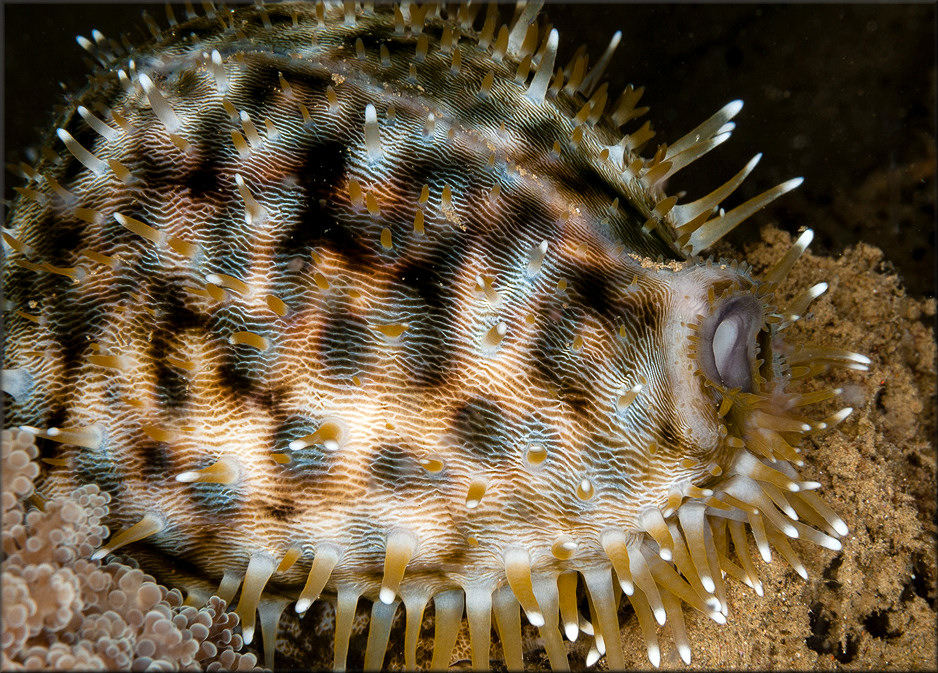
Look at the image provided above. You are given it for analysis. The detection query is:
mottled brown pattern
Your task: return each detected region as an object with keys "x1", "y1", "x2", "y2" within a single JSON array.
[{"x1": 3, "y1": 2, "x2": 866, "y2": 670}]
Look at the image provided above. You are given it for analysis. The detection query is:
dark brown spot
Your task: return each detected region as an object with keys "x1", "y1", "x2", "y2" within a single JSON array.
[
  {"x1": 369, "y1": 444, "x2": 427, "y2": 490},
  {"x1": 139, "y1": 442, "x2": 173, "y2": 480},
  {"x1": 558, "y1": 381, "x2": 594, "y2": 419},
  {"x1": 49, "y1": 291, "x2": 105, "y2": 382},
  {"x1": 263, "y1": 499, "x2": 298, "y2": 522},
  {"x1": 319, "y1": 308, "x2": 371, "y2": 381},
  {"x1": 659, "y1": 407, "x2": 680, "y2": 450},
  {"x1": 237, "y1": 63, "x2": 282, "y2": 109},
  {"x1": 216, "y1": 355, "x2": 258, "y2": 398},
  {"x1": 36, "y1": 214, "x2": 83, "y2": 269},
  {"x1": 622, "y1": 294, "x2": 661, "y2": 341},
  {"x1": 148, "y1": 281, "x2": 204, "y2": 411},
  {"x1": 153, "y1": 349, "x2": 189, "y2": 411},
  {"x1": 527, "y1": 310, "x2": 601, "y2": 420},
  {"x1": 167, "y1": 69, "x2": 203, "y2": 101},
  {"x1": 394, "y1": 249, "x2": 459, "y2": 388},
  {"x1": 450, "y1": 396, "x2": 513, "y2": 464},
  {"x1": 514, "y1": 116, "x2": 563, "y2": 157},
  {"x1": 529, "y1": 310, "x2": 575, "y2": 384},
  {"x1": 569, "y1": 265, "x2": 617, "y2": 321},
  {"x1": 152, "y1": 279, "x2": 205, "y2": 331},
  {"x1": 253, "y1": 387, "x2": 278, "y2": 411},
  {"x1": 294, "y1": 141, "x2": 348, "y2": 202},
  {"x1": 183, "y1": 149, "x2": 223, "y2": 198},
  {"x1": 469, "y1": 187, "x2": 557, "y2": 273},
  {"x1": 280, "y1": 141, "x2": 377, "y2": 266}
]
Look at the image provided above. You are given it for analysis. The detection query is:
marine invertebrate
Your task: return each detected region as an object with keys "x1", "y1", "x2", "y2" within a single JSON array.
[
  {"x1": 1, "y1": 430, "x2": 259, "y2": 671},
  {"x1": 2, "y1": 1, "x2": 871, "y2": 669}
]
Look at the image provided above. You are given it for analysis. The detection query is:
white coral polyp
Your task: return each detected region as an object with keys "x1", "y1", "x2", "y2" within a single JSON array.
[
  {"x1": 20, "y1": 563, "x2": 81, "y2": 633},
  {"x1": 1, "y1": 573, "x2": 35, "y2": 654},
  {"x1": 1, "y1": 430, "x2": 260, "y2": 672}
]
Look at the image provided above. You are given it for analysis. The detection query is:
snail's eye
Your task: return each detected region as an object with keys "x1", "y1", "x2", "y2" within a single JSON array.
[{"x1": 699, "y1": 295, "x2": 764, "y2": 393}]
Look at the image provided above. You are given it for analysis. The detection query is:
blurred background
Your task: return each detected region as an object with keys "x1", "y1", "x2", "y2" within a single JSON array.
[{"x1": 4, "y1": 2, "x2": 934, "y2": 297}]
